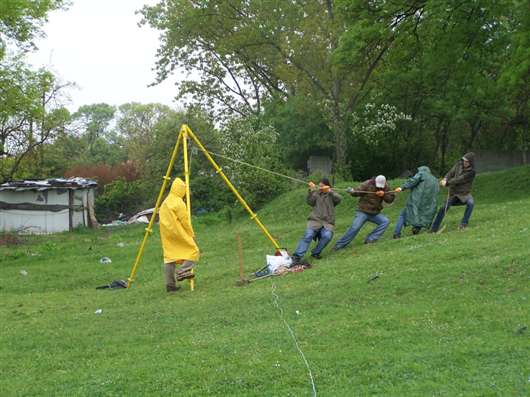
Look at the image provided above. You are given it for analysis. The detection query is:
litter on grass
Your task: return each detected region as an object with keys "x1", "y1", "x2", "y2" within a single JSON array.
[
  {"x1": 368, "y1": 272, "x2": 382, "y2": 282},
  {"x1": 99, "y1": 257, "x2": 112, "y2": 264},
  {"x1": 96, "y1": 280, "x2": 128, "y2": 290},
  {"x1": 19, "y1": 270, "x2": 28, "y2": 276},
  {"x1": 266, "y1": 250, "x2": 293, "y2": 272},
  {"x1": 252, "y1": 250, "x2": 312, "y2": 280}
]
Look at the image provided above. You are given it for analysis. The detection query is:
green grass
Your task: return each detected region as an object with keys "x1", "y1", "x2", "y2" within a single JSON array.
[{"x1": 1, "y1": 167, "x2": 529, "y2": 396}]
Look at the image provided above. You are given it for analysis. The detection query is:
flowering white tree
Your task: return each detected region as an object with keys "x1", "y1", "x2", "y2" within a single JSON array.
[
  {"x1": 217, "y1": 116, "x2": 287, "y2": 207},
  {"x1": 352, "y1": 103, "x2": 412, "y2": 146}
]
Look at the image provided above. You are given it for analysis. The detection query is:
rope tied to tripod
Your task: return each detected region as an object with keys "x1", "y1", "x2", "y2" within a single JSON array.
[{"x1": 205, "y1": 149, "x2": 402, "y2": 196}]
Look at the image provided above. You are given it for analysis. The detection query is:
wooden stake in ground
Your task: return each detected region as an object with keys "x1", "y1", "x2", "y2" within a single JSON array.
[{"x1": 236, "y1": 233, "x2": 249, "y2": 286}]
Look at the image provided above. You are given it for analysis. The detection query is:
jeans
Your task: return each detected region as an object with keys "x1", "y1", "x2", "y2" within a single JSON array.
[
  {"x1": 394, "y1": 209, "x2": 423, "y2": 236},
  {"x1": 394, "y1": 209, "x2": 407, "y2": 236},
  {"x1": 431, "y1": 195, "x2": 474, "y2": 232},
  {"x1": 334, "y1": 211, "x2": 390, "y2": 249},
  {"x1": 293, "y1": 227, "x2": 333, "y2": 258}
]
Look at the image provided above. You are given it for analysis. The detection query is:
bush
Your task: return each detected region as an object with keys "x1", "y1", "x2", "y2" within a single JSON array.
[{"x1": 95, "y1": 179, "x2": 149, "y2": 223}]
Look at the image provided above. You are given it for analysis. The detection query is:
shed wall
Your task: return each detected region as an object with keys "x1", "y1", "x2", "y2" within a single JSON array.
[{"x1": 0, "y1": 188, "x2": 92, "y2": 233}]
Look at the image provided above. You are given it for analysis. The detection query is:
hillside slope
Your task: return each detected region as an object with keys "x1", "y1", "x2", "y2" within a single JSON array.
[{"x1": 1, "y1": 167, "x2": 529, "y2": 396}]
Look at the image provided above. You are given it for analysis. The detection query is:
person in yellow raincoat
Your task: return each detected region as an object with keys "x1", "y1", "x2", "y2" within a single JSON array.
[{"x1": 159, "y1": 178, "x2": 199, "y2": 292}]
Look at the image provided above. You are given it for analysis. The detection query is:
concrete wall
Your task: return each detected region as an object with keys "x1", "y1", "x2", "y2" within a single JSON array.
[
  {"x1": 307, "y1": 155, "x2": 332, "y2": 176},
  {"x1": 474, "y1": 150, "x2": 528, "y2": 173}
]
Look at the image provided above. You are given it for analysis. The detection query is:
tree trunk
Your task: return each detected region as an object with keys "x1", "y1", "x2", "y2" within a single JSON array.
[
  {"x1": 468, "y1": 118, "x2": 481, "y2": 148},
  {"x1": 329, "y1": 114, "x2": 349, "y2": 178},
  {"x1": 440, "y1": 121, "x2": 450, "y2": 172}
]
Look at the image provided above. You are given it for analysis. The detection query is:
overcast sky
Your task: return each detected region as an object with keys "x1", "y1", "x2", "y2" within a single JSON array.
[{"x1": 25, "y1": 0, "x2": 181, "y2": 111}]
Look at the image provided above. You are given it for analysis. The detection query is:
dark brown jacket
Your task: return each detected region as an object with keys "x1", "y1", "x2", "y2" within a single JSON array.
[
  {"x1": 445, "y1": 152, "x2": 476, "y2": 198},
  {"x1": 351, "y1": 179, "x2": 395, "y2": 215},
  {"x1": 306, "y1": 189, "x2": 342, "y2": 230}
]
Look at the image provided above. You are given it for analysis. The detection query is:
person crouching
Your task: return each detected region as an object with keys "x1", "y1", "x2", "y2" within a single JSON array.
[{"x1": 291, "y1": 178, "x2": 341, "y2": 264}]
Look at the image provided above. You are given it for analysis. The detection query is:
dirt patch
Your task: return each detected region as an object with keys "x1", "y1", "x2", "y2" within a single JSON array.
[{"x1": 0, "y1": 234, "x2": 23, "y2": 246}]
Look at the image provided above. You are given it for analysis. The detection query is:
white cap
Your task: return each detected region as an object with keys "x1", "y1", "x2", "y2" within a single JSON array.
[{"x1": 375, "y1": 175, "x2": 386, "y2": 188}]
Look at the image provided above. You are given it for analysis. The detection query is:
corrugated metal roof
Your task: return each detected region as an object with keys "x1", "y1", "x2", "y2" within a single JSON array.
[{"x1": 0, "y1": 177, "x2": 98, "y2": 192}]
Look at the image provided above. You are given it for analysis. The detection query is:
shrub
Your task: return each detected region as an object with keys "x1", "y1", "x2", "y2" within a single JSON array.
[{"x1": 95, "y1": 179, "x2": 149, "y2": 223}]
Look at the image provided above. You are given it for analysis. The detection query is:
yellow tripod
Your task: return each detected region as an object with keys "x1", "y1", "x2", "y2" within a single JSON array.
[{"x1": 127, "y1": 124, "x2": 281, "y2": 290}]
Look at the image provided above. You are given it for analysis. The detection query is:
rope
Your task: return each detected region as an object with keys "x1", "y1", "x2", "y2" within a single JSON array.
[
  {"x1": 205, "y1": 149, "x2": 401, "y2": 196},
  {"x1": 430, "y1": 188, "x2": 451, "y2": 232},
  {"x1": 206, "y1": 149, "x2": 309, "y2": 185},
  {"x1": 270, "y1": 280, "x2": 317, "y2": 397}
]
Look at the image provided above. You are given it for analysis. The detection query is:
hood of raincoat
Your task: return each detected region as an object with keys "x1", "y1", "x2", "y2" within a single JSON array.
[
  {"x1": 170, "y1": 178, "x2": 186, "y2": 198},
  {"x1": 159, "y1": 177, "x2": 199, "y2": 263},
  {"x1": 417, "y1": 165, "x2": 432, "y2": 174}
]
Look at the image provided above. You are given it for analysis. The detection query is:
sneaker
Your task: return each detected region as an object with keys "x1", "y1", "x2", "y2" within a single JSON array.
[
  {"x1": 166, "y1": 285, "x2": 180, "y2": 293},
  {"x1": 364, "y1": 240, "x2": 377, "y2": 244},
  {"x1": 291, "y1": 255, "x2": 302, "y2": 265},
  {"x1": 310, "y1": 253, "x2": 322, "y2": 260},
  {"x1": 254, "y1": 267, "x2": 271, "y2": 278},
  {"x1": 458, "y1": 224, "x2": 467, "y2": 231},
  {"x1": 393, "y1": 234, "x2": 401, "y2": 239}
]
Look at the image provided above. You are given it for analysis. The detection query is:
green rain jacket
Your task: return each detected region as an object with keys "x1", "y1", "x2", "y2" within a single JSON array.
[{"x1": 401, "y1": 166, "x2": 439, "y2": 228}]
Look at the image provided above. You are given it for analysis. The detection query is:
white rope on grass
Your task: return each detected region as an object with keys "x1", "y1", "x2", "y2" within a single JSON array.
[{"x1": 270, "y1": 280, "x2": 317, "y2": 397}]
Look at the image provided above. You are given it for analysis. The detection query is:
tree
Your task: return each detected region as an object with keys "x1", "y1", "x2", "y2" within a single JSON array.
[
  {"x1": 140, "y1": 0, "x2": 422, "y2": 175},
  {"x1": 337, "y1": 0, "x2": 528, "y2": 172},
  {"x1": 0, "y1": 59, "x2": 70, "y2": 181},
  {"x1": 498, "y1": 0, "x2": 530, "y2": 158},
  {"x1": 115, "y1": 102, "x2": 174, "y2": 165},
  {"x1": 0, "y1": 0, "x2": 66, "y2": 57},
  {"x1": 71, "y1": 103, "x2": 117, "y2": 157},
  {"x1": 263, "y1": 95, "x2": 334, "y2": 170}
]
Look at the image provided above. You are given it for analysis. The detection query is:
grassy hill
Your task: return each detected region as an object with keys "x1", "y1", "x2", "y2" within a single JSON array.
[{"x1": 1, "y1": 167, "x2": 529, "y2": 396}]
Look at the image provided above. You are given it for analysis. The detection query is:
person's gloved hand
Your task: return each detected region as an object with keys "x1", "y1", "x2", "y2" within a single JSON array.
[
  {"x1": 321, "y1": 185, "x2": 331, "y2": 193},
  {"x1": 308, "y1": 181, "x2": 316, "y2": 190},
  {"x1": 346, "y1": 187, "x2": 354, "y2": 194},
  {"x1": 394, "y1": 187, "x2": 402, "y2": 193},
  {"x1": 375, "y1": 190, "x2": 385, "y2": 197},
  {"x1": 440, "y1": 178, "x2": 447, "y2": 187}
]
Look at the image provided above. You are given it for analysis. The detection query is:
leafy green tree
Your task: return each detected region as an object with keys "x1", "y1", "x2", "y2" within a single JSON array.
[
  {"x1": 140, "y1": 0, "x2": 419, "y2": 175},
  {"x1": 115, "y1": 102, "x2": 174, "y2": 166},
  {"x1": 263, "y1": 95, "x2": 335, "y2": 171},
  {"x1": 498, "y1": 0, "x2": 530, "y2": 156},
  {"x1": 337, "y1": 0, "x2": 528, "y2": 173},
  {"x1": 71, "y1": 103, "x2": 117, "y2": 157},
  {"x1": 0, "y1": 60, "x2": 70, "y2": 181},
  {"x1": 0, "y1": 0, "x2": 66, "y2": 57}
]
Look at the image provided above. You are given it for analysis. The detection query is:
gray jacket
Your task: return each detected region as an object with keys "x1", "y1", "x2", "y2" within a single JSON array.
[{"x1": 306, "y1": 189, "x2": 342, "y2": 230}]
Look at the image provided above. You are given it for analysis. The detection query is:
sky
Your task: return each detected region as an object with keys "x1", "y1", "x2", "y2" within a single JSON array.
[{"x1": 25, "y1": 0, "x2": 181, "y2": 111}]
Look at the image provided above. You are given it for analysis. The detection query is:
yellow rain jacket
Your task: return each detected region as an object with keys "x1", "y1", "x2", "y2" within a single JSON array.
[{"x1": 159, "y1": 178, "x2": 200, "y2": 263}]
